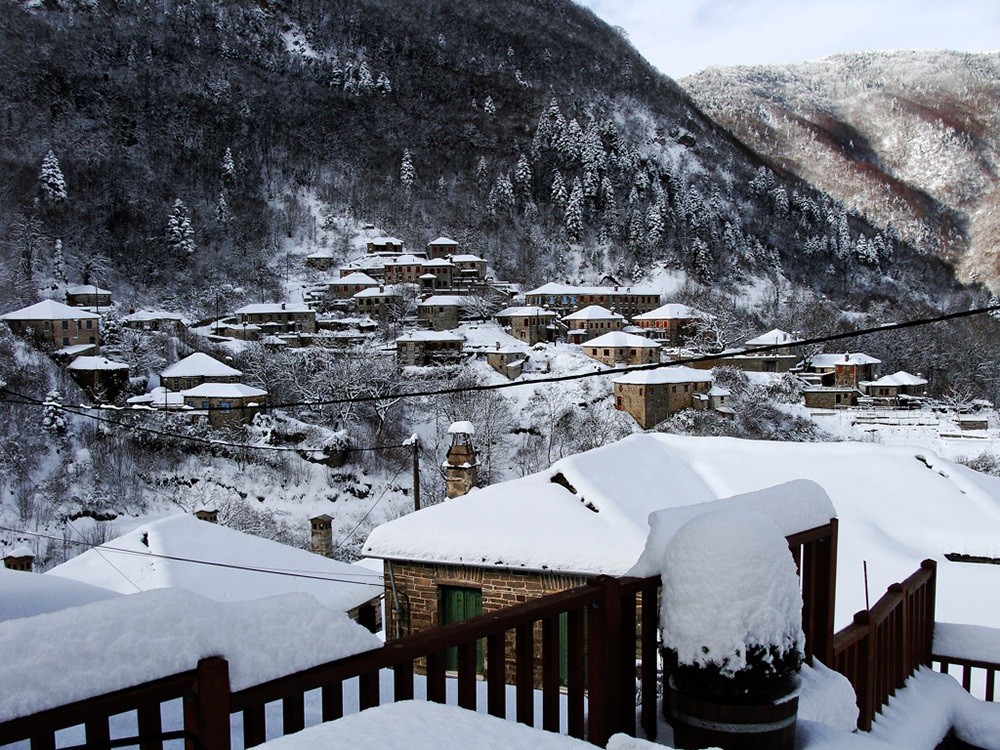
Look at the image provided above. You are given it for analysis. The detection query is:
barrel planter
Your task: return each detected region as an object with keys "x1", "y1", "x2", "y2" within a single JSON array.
[{"x1": 670, "y1": 682, "x2": 798, "y2": 750}]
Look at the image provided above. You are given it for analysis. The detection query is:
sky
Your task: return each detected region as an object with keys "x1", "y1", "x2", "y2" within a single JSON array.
[{"x1": 576, "y1": 0, "x2": 1000, "y2": 80}]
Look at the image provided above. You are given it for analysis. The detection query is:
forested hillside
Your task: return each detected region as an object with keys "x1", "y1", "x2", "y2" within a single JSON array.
[{"x1": 0, "y1": 0, "x2": 967, "y2": 318}]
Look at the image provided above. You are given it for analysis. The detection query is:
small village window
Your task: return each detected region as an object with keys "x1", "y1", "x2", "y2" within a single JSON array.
[
  {"x1": 61, "y1": 321, "x2": 69, "y2": 330},
  {"x1": 86, "y1": 320, "x2": 93, "y2": 329},
  {"x1": 62, "y1": 337, "x2": 69, "y2": 346},
  {"x1": 201, "y1": 400, "x2": 209, "y2": 409}
]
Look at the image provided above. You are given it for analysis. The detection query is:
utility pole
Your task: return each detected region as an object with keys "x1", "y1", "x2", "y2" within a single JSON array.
[{"x1": 411, "y1": 436, "x2": 421, "y2": 511}]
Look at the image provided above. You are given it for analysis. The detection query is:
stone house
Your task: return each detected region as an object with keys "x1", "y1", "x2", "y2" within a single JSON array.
[
  {"x1": 1, "y1": 299, "x2": 101, "y2": 350},
  {"x1": 65, "y1": 284, "x2": 112, "y2": 308},
  {"x1": 180, "y1": 383, "x2": 268, "y2": 427},
  {"x1": 859, "y1": 371, "x2": 928, "y2": 406},
  {"x1": 366, "y1": 236, "x2": 406, "y2": 254},
  {"x1": 305, "y1": 252, "x2": 336, "y2": 271},
  {"x1": 803, "y1": 387, "x2": 861, "y2": 409},
  {"x1": 353, "y1": 286, "x2": 402, "y2": 317},
  {"x1": 67, "y1": 356, "x2": 130, "y2": 402},
  {"x1": 612, "y1": 366, "x2": 713, "y2": 428},
  {"x1": 692, "y1": 386, "x2": 733, "y2": 415},
  {"x1": 689, "y1": 352, "x2": 799, "y2": 374},
  {"x1": 235, "y1": 303, "x2": 317, "y2": 334},
  {"x1": 339, "y1": 255, "x2": 390, "y2": 282},
  {"x1": 449, "y1": 254, "x2": 488, "y2": 283},
  {"x1": 426, "y1": 236, "x2": 461, "y2": 259},
  {"x1": 582, "y1": 331, "x2": 661, "y2": 366},
  {"x1": 631, "y1": 303, "x2": 707, "y2": 346},
  {"x1": 396, "y1": 331, "x2": 464, "y2": 367},
  {"x1": 417, "y1": 295, "x2": 466, "y2": 331},
  {"x1": 383, "y1": 254, "x2": 426, "y2": 285},
  {"x1": 329, "y1": 272, "x2": 380, "y2": 299},
  {"x1": 160, "y1": 353, "x2": 242, "y2": 392},
  {"x1": 419, "y1": 259, "x2": 455, "y2": 291},
  {"x1": 805, "y1": 352, "x2": 881, "y2": 388},
  {"x1": 745, "y1": 328, "x2": 799, "y2": 355},
  {"x1": 524, "y1": 283, "x2": 661, "y2": 317},
  {"x1": 495, "y1": 306, "x2": 560, "y2": 345},
  {"x1": 121, "y1": 310, "x2": 188, "y2": 334},
  {"x1": 486, "y1": 345, "x2": 528, "y2": 380},
  {"x1": 562, "y1": 305, "x2": 626, "y2": 344}
]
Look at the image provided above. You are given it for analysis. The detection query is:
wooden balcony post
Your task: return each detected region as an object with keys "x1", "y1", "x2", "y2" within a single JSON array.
[
  {"x1": 587, "y1": 575, "x2": 622, "y2": 746},
  {"x1": 184, "y1": 657, "x2": 232, "y2": 750},
  {"x1": 921, "y1": 559, "x2": 937, "y2": 667}
]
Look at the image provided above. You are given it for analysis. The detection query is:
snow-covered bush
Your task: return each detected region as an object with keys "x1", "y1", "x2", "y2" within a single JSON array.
[{"x1": 661, "y1": 510, "x2": 804, "y2": 703}]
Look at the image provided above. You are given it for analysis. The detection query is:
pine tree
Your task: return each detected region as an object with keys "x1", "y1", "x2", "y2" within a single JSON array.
[
  {"x1": 564, "y1": 178, "x2": 584, "y2": 241},
  {"x1": 646, "y1": 200, "x2": 665, "y2": 247},
  {"x1": 550, "y1": 171, "x2": 567, "y2": 210},
  {"x1": 514, "y1": 153, "x2": 532, "y2": 195},
  {"x1": 39, "y1": 150, "x2": 68, "y2": 203},
  {"x1": 400, "y1": 149, "x2": 416, "y2": 193},
  {"x1": 221, "y1": 148, "x2": 236, "y2": 183},
  {"x1": 483, "y1": 95, "x2": 496, "y2": 115},
  {"x1": 42, "y1": 391, "x2": 67, "y2": 435},
  {"x1": 488, "y1": 175, "x2": 515, "y2": 216},
  {"x1": 475, "y1": 156, "x2": 489, "y2": 190},
  {"x1": 600, "y1": 176, "x2": 616, "y2": 215},
  {"x1": 216, "y1": 192, "x2": 232, "y2": 225},
  {"x1": 692, "y1": 238, "x2": 714, "y2": 283},
  {"x1": 167, "y1": 199, "x2": 196, "y2": 256},
  {"x1": 357, "y1": 62, "x2": 375, "y2": 94},
  {"x1": 375, "y1": 71, "x2": 392, "y2": 96},
  {"x1": 52, "y1": 239, "x2": 68, "y2": 284}
]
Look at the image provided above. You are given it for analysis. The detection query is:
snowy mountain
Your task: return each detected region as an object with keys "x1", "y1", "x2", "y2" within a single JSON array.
[{"x1": 683, "y1": 51, "x2": 1000, "y2": 289}]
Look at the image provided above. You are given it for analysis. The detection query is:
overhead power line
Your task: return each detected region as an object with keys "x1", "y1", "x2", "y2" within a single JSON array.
[{"x1": 0, "y1": 525, "x2": 385, "y2": 588}]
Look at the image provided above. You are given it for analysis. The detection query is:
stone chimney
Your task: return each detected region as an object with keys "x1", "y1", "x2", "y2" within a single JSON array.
[
  {"x1": 194, "y1": 508, "x2": 218, "y2": 523},
  {"x1": 4, "y1": 547, "x2": 34, "y2": 572},
  {"x1": 444, "y1": 421, "x2": 478, "y2": 499},
  {"x1": 310, "y1": 514, "x2": 334, "y2": 557}
]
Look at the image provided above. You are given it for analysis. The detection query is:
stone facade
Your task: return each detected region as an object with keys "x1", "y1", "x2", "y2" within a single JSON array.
[
  {"x1": 803, "y1": 388, "x2": 858, "y2": 409},
  {"x1": 613, "y1": 379, "x2": 711, "y2": 428},
  {"x1": 688, "y1": 354, "x2": 799, "y2": 373}
]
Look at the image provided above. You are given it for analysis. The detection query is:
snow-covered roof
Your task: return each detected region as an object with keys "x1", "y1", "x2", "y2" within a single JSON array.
[
  {"x1": 67, "y1": 356, "x2": 129, "y2": 371},
  {"x1": 421, "y1": 258, "x2": 456, "y2": 267},
  {"x1": 428, "y1": 236, "x2": 460, "y2": 246},
  {"x1": 305, "y1": 251, "x2": 334, "y2": 259},
  {"x1": 335, "y1": 272, "x2": 379, "y2": 285},
  {"x1": 613, "y1": 365, "x2": 712, "y2": 385},
  {"x1": 746, "y1": 328, "x2": 799, "y2": 347},
  {"x1": 864, "y1": 371, "x2": 928, "y2": 388},
  {"x1": 632, "y1": 303, "x2": 706, "y2": 321},
  {"x1": 396, "y1": 331, "x2": 464, "y2": 343},
  {"x1": 419, "y1": 295, "x2": 467, "y2": 307},
  {"x1": 235, "y1": 302, "x2": 313, "y2": 315},
  {"x1": 122, "y1": 310, "x2": 188, "y2": 324},
  {"x1": 583, "y1": 331, "x2": 661, "y2": 349},
  {"x1": 384, "y1": 254, "x2": 423, "y2": 265},
  {"x1": 450, "y1": 254, "x2": 485, "y2": 263},
  {"x1": 48, "y1": 514, "x2": 383, "y2": 612},
  {"x1": 160, "y1": 353, "x2": 242, "y2": 379},
  {"x1": 496, "y1": 306, "x2": 557, "y2": 318},
  {"x1": 56, "y1": 343, "x2": 97, "y2": 356},
  {"x1": 809, "y1": 352, "x2": 882, "y2": 368},
  {"x1": 709, "y1": 386, "x2": 731, "y2": 397},
  {"x1": 1, "y1": 568, "x2": 120, "y2": 623},
  {"x1": 1, "y1": 299, "x2": 101, "y2": 320},
  {"x1": 0, "y1": 588, "x2": 380, "y2": 723},
  {"x1": 363, "y1": 433, "x2": 1000, "y2": 631},
  {"x1": 370, "y1": 236, "x2": 404, "y2": 245},
  {"x1": 180, "y1": 383, "x2": 268, "y2": 399},
  {"x1": 65, "y1": 284, "x2": 111, "y2": 296},
  {"x1": 525, "y1": 282, "x2": 656, "y2": 296},
  {"x1": 127, "y1": 387, "x2": 184, "y2": 408},
  {"x1": 354, "y1": 287, "x2": 398, "y2": 298},
  {"x1": 562, "y1": 305, "x2": 626, "y2": 322},
  {"x1": 448, "y1": 421, "x2": 476, "y2": 436}
]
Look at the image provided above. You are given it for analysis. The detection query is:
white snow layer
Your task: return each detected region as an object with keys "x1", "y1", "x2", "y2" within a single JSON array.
[
  {"x1": 48, "y1": 514, "x2": 383, "y2": 612},
  {"x1": 659, "y1": 510, "x2": 804, "y2": 673},
  {"x1": 933, "y1": 622, "x2": 1000, "y2": 665},
  {"x1": 365, "y1": 433, "x2": 1000, "y2": 631},
  {"x1": 797, "y1": 659, "x2": 860, "y2": 732},
  {"x1": 0, "y1": 568, "x2": 120, "y2": 622},
  {"x1": 0, "y1": 588, "x2": 380, "y2": 722},
  {"x1": 253, "y1": 700, "x2": 596, "y2": 750}
]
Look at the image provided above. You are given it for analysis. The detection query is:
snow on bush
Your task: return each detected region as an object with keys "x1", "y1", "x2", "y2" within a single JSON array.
[
  {"x1": 660, "y1": 509, "x2": 804, "y2": 676},
  {"x1": 0, "y1": 588, "x2": 381, "y2": 722}
]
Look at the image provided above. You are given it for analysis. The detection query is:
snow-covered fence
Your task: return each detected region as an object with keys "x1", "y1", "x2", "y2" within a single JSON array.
[
  {"x1": 933, "y1": 622, "x2": 1000, "y2": 702},
  {"x1": 831, "y1": 559, "x2": 937, "y2": 731}
]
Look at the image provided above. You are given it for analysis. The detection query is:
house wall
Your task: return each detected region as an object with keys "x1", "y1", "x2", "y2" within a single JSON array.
[
  {"x1": 5, "y1": 317, "x2": 101, "y2": 349},
  {"x1": 614, "y1": 381, "x2": 709, "y2": 428},
  {"x1": 803, "y1": 390, "x2": 856, "y2": 409},
  {"x1": 161, "y1": 374, "x2": 241, "y2": 392},
  {"x1": 180, "y1": 395, "x2": 263, "y2": 427},
  {"x1": 582, "y1": 345, "x2": 659, "y2": 367},
  {"x1": 384, "y1": 560, "x2": 588, "y2": 683},
  {"x1": 65, "y1": 292, "x2": 112, "y2": 308},
  {"x1": 688, "y1": 355, "x2": 798, "y2": 373},
  {"x1": 418, "y1": 306, "x2": 459, "y2": 331}
]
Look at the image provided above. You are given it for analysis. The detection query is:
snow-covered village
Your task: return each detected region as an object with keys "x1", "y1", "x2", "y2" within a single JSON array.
[{"x1": 3, "y1": 1, "x2": 1000, "y2": 749}]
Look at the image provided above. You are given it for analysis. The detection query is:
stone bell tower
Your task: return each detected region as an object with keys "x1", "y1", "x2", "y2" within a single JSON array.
[{"x1": 443, "y1": 421, "x2": 478, "y2": 499}]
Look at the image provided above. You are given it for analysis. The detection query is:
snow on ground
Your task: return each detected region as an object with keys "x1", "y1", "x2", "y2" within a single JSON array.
[
  {"x1": 46, "y1": 514, "x2": 383, "y2": 611},
  {"x1": 0, "y1": 588, "x2": 380, "y2": 722},
  {"x1": 798, "y1": 659, "x2": 860, "y2": 732},
  {"x1": 0, "y1": 568, "x2": 120, "y2": 622}
]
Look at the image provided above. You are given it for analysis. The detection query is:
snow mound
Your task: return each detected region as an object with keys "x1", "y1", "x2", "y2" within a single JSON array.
[
  {"x1": 0, "y1": 588, "x2": 380, "y2": 722},
  {"x1": 660, "y1": 510, "x2": 804, "y2": 674},
  {"x1": 798, "y1": 658, "x2": 859, "y2": 731},
  {"x1": 0, "y1": 568, "x2": 120, "y2": 623}
]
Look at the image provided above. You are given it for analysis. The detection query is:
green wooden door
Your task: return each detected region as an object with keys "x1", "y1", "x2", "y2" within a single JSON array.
[{"x1": 440, "y1": 586, "x2": 484, "y2": 672}]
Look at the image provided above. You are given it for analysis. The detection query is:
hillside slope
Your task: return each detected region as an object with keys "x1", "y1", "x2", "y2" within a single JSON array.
[
  {"x1": 0, "y1": 0, "x2": 965, "y2": 316},
  {"x1": 683, "y1": 51, "x2": 1000, "y2": 289}
]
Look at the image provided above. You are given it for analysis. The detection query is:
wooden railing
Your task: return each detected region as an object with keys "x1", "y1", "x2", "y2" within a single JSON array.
[
  {"x1": 933, "y1": 656, "x2": 1000, "y2": 702},
  {"x1": 831, "y1": 559, "x2": 937, "y2": 731},
  {"x1": 0, "y1": 520, "x2": 839, "y2": 750},
  {"x1": 932, "y1": 621, "x2": 1000, "y2": 702}
]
